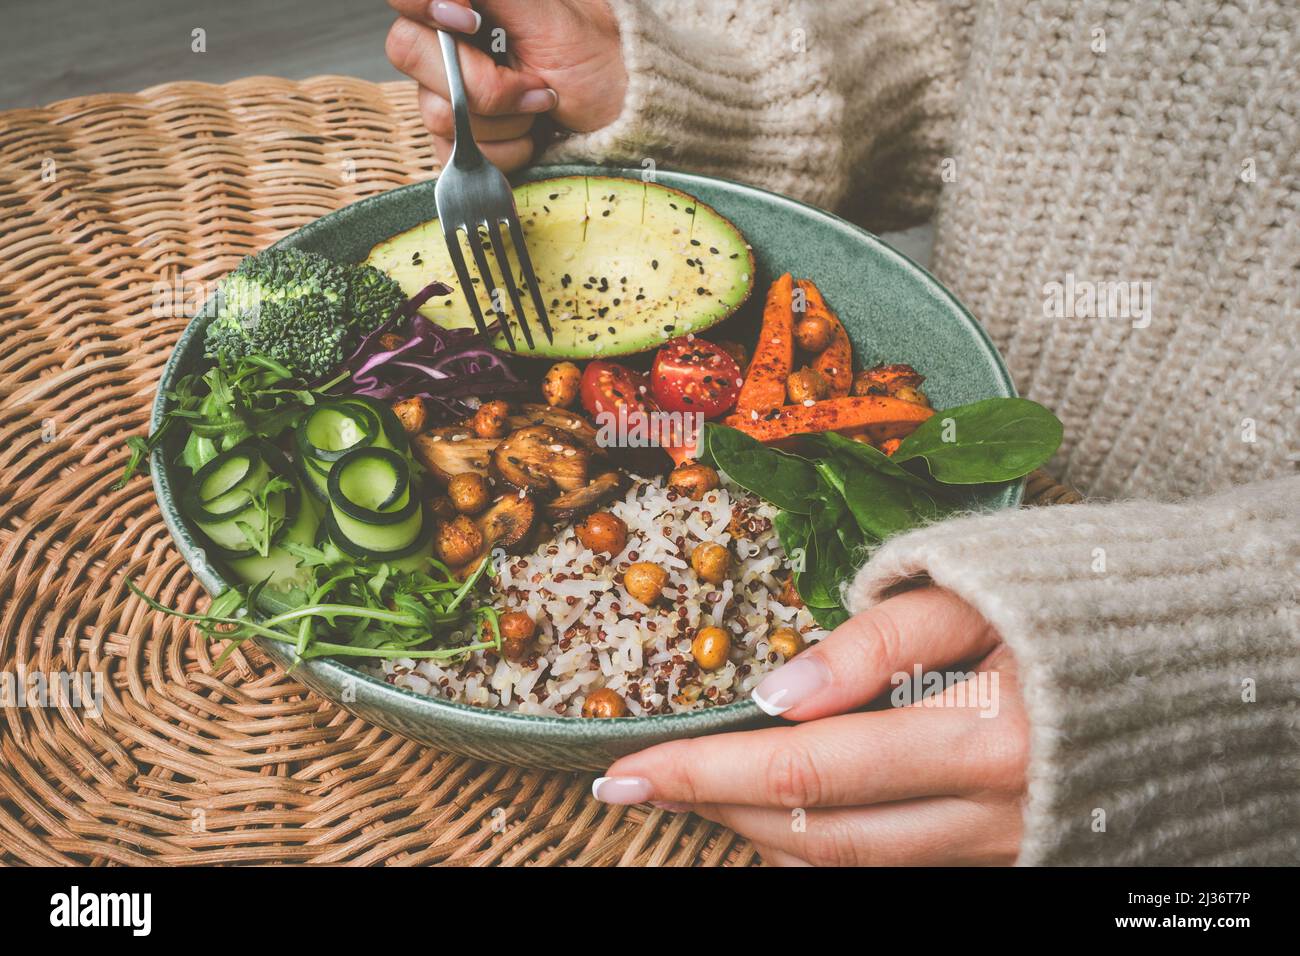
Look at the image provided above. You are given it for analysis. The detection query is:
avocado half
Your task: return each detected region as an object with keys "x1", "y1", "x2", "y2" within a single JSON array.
[{"x1": 365, "y1": 176, "x2": 756, "y2": 358}]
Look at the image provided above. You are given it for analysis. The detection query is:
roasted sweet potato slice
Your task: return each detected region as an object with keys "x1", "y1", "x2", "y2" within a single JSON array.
[
  {"x1": 735, "y1": 273, "x2": 794, "y2": 415},
  {"x1": 724, "y1": 395, "x2": 933, "y2": 443},
  {"x1": 851, "y1": 363, "x2": 925, "y2": 397},
  {"x1": 798, "y1": 280, "x2": 852, "y2": 398}
]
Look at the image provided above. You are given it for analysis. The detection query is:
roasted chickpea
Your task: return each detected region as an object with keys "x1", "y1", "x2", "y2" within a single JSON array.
[
  {"x1": 576, "y1": 511, "x2": 628, "y2": 555},
  {"x1": 690, "y1": 542, "x2": 730, "y2": 585},
  {"x1": 794, "y1": 314, "x2": 835, "y2": 353},
  {"x1": 668, "y1": 462, "x2": 720, "y2": 501},
  {"x1": 715, "y1": 340, "x2": 748, "y2": 371},
  {"x1": 624, "y1": 561, "x2": 668, "y2": 606},
  {"x1": 894, "y1": 385, "x2": 931, "y2": 407},
  {"x1": 498, "y1": 610, "x2": 537, "y2": 661},
  {"x1": 435, "y1": 514, "x2": 483, "y2": 566},
  {"x1": 768, "y1": 627, "x2": 805, "y2": 660},
  {"x1": 429, "y1": 495, "x2": 458, "y2": 522},
  {"x1": 470, "y1": 400, "x2": 510, "y2": 439},
  {"x1": 447, "y1": 472, "x2": 490, "y2": 515},
  {"x1": 787, "y1": 366, "x2": 830, "y2": 404},
  {"x1": 541, "y1": 361, "x2": 582, "y2": 408},
  {"x1": 582, "y1": 687, "x2": 628, "y2": 718},
  {"x1": 778, "y1": 575, "x2": 804, "y2": 609},
  {"x1": 691, "y1": 626, "x2": 732, "y2": 671},
  {"x1": 391, "y1": 397, "x2": 428, "y2": 435}
]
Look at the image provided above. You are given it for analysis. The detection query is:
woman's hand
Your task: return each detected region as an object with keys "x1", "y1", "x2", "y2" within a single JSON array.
[
  {"x1": 384, "y1": 0, "x2": 627, "y2": 172},
  {"x1": 591, "y1": 587, "x2": 1030, "y2": 866}
]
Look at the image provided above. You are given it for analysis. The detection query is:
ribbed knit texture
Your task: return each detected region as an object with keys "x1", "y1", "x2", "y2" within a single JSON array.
[
  {"x1": 548, "y1": 0, "x2": 1300, "y2": 865},
  {"x1": 846, "y1": 477, "x2": 1300, "y2": 865}
]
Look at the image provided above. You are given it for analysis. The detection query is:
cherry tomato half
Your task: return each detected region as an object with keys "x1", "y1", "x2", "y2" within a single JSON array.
[
  {"x1": 650, "y1": 337, "x2": 742, "y2": 419},
  {"x1": 579, "y1": 360, "x2": 694, "y2": 466},
  {"x1": 580, "y1": 360, "x2": 652, "y2": 420}
]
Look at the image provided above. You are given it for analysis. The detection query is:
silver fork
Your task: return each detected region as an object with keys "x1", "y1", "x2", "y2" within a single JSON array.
[{"x1": 433, "y1": 29, "x2": 552, "y2": 351}]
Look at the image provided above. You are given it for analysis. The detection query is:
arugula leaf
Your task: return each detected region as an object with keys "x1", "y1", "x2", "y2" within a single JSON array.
[
  {"x1": 892, "y1": 397, "x2": 1062, "y2": 484},
  {"x1": 704, "y1": 423, "x2": 819, "y2": 513}
]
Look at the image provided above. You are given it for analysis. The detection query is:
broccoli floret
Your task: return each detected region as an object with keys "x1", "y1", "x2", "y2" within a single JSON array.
[
  {"x1": 347, "y1": 264, "x2": 405, "y2": 332},
  {"x1": 204, "y1": 249, "x2": 401, "y2": 380}
]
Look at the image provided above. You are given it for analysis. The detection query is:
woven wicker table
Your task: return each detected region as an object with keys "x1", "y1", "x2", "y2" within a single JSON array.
[{"x1": 0, "y1": 77, "x2": 1081, "y2": 867}]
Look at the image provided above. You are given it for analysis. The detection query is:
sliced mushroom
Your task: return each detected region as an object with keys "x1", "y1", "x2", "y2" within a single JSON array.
[
  {"x1": 491, "y1": 424, "x2": 591, "y2": 495},
  {"x1": 477, "y1": 493, "x2": 537, "y2": 551},
  {"x1": 452, "y1": 493, "x2": 537, "y2": 579},
  {"x1": 546, "y1": 471, "x2": 626, "y2": 521},
  {"x1": 412, "y1": 427, "x2": 498, "y2": 484},
  {"x1": 506, "y1": 403, "x2": 601, "y2": 451}
]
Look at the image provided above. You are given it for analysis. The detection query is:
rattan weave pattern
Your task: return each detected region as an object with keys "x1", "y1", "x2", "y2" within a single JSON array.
[{"x1": 0, "y1": 76, "x2": 1081, "y2": 867}]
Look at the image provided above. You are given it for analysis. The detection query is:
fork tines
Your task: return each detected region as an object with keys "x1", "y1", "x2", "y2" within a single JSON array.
[{"x1": 440, "y1": 218, "x2": 552, "y2": 352}]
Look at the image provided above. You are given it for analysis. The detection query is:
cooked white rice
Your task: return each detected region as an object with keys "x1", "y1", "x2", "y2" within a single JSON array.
[{"x1": 374, "y1": 476, "x2": 827, "y2": 716}]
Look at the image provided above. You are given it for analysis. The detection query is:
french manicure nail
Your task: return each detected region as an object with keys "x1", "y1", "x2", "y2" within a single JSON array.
[
  {"x1": 752, "y1": 656, "x2": 832, "y2": 716},
  {"x1": 430, "y1": 2, "x2": 481, "y2": 33},
  {"x1": 651, "y1": 801, "x2": 692, "y2": 813},
  {"x1": 517, "y1": 88, "x2": 559, "y2": 113},
  {"x1": 591, "y1": 775, "x2": 653, "y2": 804}
]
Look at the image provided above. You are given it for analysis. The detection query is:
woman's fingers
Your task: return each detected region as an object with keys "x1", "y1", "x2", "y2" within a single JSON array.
[
  {"x1": 386, "y1": 0, "x2": 481, "y2": 35},
  {"x1": 751, "y1": 843, "x2": 811, "y2": 867},
  {"x1": 752, "y1": 586, "x2": 999, "y2": 721},
  {"x1": 418, "y1": 87, "x2": 535, "y2": 142},
  {"x1": 693, "y1": 796, "x2": 1023, "y2": 867},
  {"x1": 386, "y1": 16, "x2": 556, "y2": 115},
  {"x1": 594, "y1": 704, "x2": 1025, "y2": 810},
  {"x1": 430, "y1": 135, "x2": 535, "y2": 173}
]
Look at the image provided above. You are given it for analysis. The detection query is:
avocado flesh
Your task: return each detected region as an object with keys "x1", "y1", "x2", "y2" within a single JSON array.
[{"x1": 365, "y1": 176, "x2": 755, "y2": 358}]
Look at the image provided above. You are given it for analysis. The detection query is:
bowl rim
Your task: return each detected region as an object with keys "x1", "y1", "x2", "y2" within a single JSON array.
[{"x1": 150, "y1": 163, "x2": 1020, "y2": 738}]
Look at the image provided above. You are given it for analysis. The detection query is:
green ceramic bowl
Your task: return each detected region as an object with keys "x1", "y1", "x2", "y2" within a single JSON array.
[{"x1": 150, "y1": 164, "x2": 1018, "y2": 771}]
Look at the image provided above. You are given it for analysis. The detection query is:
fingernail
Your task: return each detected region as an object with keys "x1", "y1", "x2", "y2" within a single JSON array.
[
  {"x1": 651, "y1": 801, "x2": 692, "y2": 813},
  {"x1": 430, "y1": 1, "x2": 481, "y2": 33},
  {"x1": 752, "y1": 656, "x2": 832, "y2": 717},
  {"x1": 517, "y1": 88, "x2": 559, "y2": 113},
  {"x1": 591, "y1": 775, "x2": 653, "y2": 804}
]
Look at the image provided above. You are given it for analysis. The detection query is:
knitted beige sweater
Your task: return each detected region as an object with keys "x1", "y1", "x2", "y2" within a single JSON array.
[{"x1": 547, "y1": 0, "x2": 1300, "y2": 864}]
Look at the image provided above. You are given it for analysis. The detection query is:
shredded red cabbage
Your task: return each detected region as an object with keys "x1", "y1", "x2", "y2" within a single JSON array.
[{"x1": 340, "y1": 280, "x2": 529, "y2": 420}]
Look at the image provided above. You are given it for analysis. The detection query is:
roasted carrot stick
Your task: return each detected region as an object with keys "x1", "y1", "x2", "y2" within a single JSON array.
[
  {"x1": 735, "y1": 273, "x2": 794, "y2": 415},
  {"x1": 724, "y1": 394, "x2": 933, "y2": 443},
  {"x1": 797, "y1": 280, "x2": 852, "y2": 397}
]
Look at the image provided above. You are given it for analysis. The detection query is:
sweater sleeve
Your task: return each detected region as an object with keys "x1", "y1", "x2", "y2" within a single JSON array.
[
  {"x1": 845, "y1": 475, "x2": 1300, "y2": 866},
  {"x1": 543, "y1": 0, "x2": 970, "y2": 231}
]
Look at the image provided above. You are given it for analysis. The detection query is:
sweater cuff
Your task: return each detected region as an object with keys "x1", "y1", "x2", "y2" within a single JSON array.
[{"x1": 845, "y1": 476, "x2": 1300, "y2": 866}]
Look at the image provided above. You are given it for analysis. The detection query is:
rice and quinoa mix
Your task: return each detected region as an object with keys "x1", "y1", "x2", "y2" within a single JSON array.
[{"x1": 375, "y1": 476, "x2": 827, "y2": 716}]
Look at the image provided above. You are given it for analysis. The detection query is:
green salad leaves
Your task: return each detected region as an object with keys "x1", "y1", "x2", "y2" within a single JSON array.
[{"x1": 701, "y1": 397, "x2": 1062, "y2": 628}]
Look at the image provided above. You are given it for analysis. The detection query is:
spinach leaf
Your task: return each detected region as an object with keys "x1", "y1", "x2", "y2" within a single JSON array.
[
  {"x1": 816, "y1": 431, "x2": 956, "y2": 498},
  {"x1": 705, "y1": 423, "x2": 819, "y2": 513},
  {"x1": 891, "y1": 397, "x2": 1062, "y2": 484},
  {"x1": 808, "y1": 604, "x2": 849, "y2": 630},
  {"x1": 773, "y1": 510, "x2": 812, "y2": 576}
]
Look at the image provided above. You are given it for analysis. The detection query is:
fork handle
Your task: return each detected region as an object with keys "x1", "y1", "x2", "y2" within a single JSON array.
[{"x1": 437, "y1": 29, "x2": 484, "y2": 168}]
